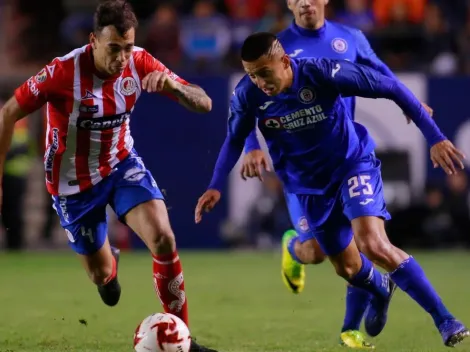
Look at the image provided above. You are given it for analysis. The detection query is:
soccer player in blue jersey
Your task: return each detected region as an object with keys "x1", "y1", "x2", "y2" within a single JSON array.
[
  {"x1": 238, "y1": 0, "x2": 433, "y2": 347},
  {"x1": 195, "y1": 32, "x2": 469, "y2": 348}
]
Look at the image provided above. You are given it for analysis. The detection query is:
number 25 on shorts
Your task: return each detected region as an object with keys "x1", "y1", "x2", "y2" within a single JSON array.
[{"x1": 347, "y1": 175, "x2": 373, "y2": 198}]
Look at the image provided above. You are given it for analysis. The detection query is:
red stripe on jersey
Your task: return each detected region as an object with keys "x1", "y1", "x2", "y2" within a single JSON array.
[
  {"x1": 115, "y1": 121, "x2": 129, "y2": 161},
  {"x1": 45, "y1": 59, "x2": 75, "y2": 195},
  {"x1": 98, "y1": 80, "x2": 116, "y2": 177},
  {"x1": 75, "y1": 53, "x2": 93, "y2": 191}
]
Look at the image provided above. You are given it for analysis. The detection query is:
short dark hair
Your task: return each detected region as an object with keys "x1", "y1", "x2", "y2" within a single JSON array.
[
  {"x1": 94, "y1": 0, "x2": 138, "y2": 36},
  {"x1": 241, "y1": 32, "x2": 280, "y2": 62}
]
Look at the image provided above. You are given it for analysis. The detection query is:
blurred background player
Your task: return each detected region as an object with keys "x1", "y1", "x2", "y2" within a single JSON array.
[
  {"x1": 239, "y1": 0, "x2": 432, "y2": 347},
  {"x1": 0, "y1": 1, "x2": 217, "y2": 351},
  {"x1": 195, "y1": 32, "x2": 468, "y2": 348}
]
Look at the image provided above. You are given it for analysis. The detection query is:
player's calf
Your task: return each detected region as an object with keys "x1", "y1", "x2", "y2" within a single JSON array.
[
  {"x1": 125, "y1": 199, "x2": 189, "y2": 325},
  {"x1": 97, "y1": 246, "x2": 121, "y2": 307}
]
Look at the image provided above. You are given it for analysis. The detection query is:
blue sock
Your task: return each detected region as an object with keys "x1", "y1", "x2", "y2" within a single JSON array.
[
  {"x1": 348, "y1": 253, "x2": 390, "y2": 300},
  {"x1": 287, "y1": 235, "x2": 304, "y2": 264},
  {"x1": 390, "y1": 256, "x2": 454, "y2": 327},
  {"x1": 341, "y1": 285, "x2": 372, "y2": 332}
]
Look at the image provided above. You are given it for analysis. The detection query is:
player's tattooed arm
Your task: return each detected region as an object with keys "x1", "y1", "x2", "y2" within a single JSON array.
[{"x1": 171, "y1": 82, "x2": 212, "y2": 114}]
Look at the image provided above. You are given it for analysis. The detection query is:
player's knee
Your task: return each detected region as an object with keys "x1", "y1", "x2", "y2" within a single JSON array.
[
  {"x1": 89, "y1": 265, "x2": 114, "y2": 286},
  {"x1": 147, "y1": 225, "x2": 176, "y2": 255},
  {"x1": 355, "y1": 230, "x2": 393, "y2": 264},
  {"x1": 334, "y1": 262, "x2": 360, "y2": 280},
  {"x1": 300, "y1": 241, "x2": 326, "y2": 264}
]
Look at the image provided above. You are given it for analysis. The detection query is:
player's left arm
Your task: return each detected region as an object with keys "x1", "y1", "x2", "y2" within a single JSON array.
[
  {"x1": 138, "y1": 50, "x2": 212, "y2": 113},
  {"x1": 354, "y1": 29, "x2": 433, "y2": 121},
  {"x1": 313, "y1": 58, "x2": 465, "y2": 174}
]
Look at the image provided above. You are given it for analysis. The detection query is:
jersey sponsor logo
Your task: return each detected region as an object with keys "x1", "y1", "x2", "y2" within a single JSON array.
[
  {"x1": 27, "y1": 78, "x2": 40, "y2": 97},
  {"x1": 81, "y1": 90, "x2": 97, "y2": 100},
  {"x1": 332, "y1": 38, "x2": 348, "y2": 53},
  {"x1": 298, "y1": 216, "x2": 309, "y2": 232},
  {"x1": 263, "y1": 105, "x2": 327, "y2": 132},
  {"x1": 289, "y1": 49, "x2": 304, "y2": 57},
  {"x1": 35, "y1": 68, "x2": 47, "y2": 83},
  {"x1": 77, "y1": 112, "x2": 130, "y2": 130},
  {"x1": 45, "y1": 128, "x2": 59, "y2": 184},
  {"x1": 298, "y1": 87, "x2": 316, "y2": 104},
  {"x1": 121, "y1": 77, "x2": 137, "y2": 96},
  {"x1": 79, "y1": 104, "x2": 99, "y2": 114},
  {"x1": 259, "y1": 101, "x2": 274, "y2": 110}
]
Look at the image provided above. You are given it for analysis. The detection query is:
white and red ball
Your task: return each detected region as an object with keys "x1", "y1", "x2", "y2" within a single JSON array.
[{"x1": 134, "y1": 313, "x2": 191, "y2": 352}]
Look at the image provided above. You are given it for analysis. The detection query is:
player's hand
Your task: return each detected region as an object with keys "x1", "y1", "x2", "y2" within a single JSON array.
[
  {"x1": 195, "y1": 189, "x2": 221, "y2": 224},
  {"x1": 430, "y1": 140, "x2": 465, "y2": 175},
  {"x1": 240, "y1": 149, "x2": 272, "y2": 181},
  {"x1": 405, "y1": 102, "x2": 433, "y2": 124},
  {"x1": 142, "y1": 71, "x2": 177, "y2": 93}
]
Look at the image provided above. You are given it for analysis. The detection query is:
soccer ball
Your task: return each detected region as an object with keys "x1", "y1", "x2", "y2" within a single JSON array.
[{"x1": 134, "y1": 313, "x2": 191, "y2": 352}]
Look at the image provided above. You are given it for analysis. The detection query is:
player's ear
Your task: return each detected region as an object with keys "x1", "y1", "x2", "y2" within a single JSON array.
[
  {"x1": 281, "y1": 54, "x2": 290, "y2": 69},
  {"x1": 286, "y1": 0, "x2": 293, "y2": 11},
  {"x1": 89, "y1": 32, "x2": 97, "y2": 49}
]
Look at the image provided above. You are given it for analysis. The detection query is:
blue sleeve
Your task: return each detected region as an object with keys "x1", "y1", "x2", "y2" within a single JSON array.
[
  {"x1": 207, "y1": 90, "x2": 256, "y2": 191},
  {"x1": 313, "y1": 58, "x2": 446, "y2": 146},
  {"x1": 353, "y1": 29, "x2": 396, "y2": 79},
  {"x1": 244, "y1": 129, "x2": 261, "y2": 152}
]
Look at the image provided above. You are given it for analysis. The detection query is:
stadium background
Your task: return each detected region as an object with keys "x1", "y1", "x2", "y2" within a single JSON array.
[
  {"x1": 1, "y1": 1, "x2": 470, "y2": 352},
  {"x1": 0, "y1": 0, "x2": 469, "y2": 252}
]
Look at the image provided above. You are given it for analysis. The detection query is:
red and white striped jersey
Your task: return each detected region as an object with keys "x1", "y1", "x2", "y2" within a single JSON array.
[{"x1": 15, "y1": 45, "x2": 187, "y2": 196}]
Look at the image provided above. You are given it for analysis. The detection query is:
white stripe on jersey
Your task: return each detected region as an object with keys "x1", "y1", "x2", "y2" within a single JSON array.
[{"x1": 58, "y1": 49, "x2": 86, "y2": 195}]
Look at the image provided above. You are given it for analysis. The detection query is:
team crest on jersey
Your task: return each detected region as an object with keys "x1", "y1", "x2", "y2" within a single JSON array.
[
  {"x1": 35, "y1": 68, "x2": 47, "y2": 83},
  {"x1": 120, "y1": 77, "x2": 137, "y2": 96},
  {"x1": 332, "y1": 38, "x2": 348, "y2": 53},
  {"x1": 298, "y1": 87, "x2": 316, "y2": 104},
  {"x1": 45, "y1": 128, "x2": 59, "y2": 184},
  {"x1": 298, "y1": 216, "x2": 309, "y2": 232}
]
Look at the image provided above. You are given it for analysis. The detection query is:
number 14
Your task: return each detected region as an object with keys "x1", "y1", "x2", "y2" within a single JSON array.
[{"x1": 348, "y1": 175, "x2": 373, "y2": 198}]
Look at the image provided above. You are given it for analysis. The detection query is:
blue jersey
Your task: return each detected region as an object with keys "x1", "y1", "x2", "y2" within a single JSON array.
[
  {"x1": 209, "y1": 58, "x2": 445, "y2": 195},
  {"x1": 244, "y1": 20, "x2": 396, "y2": 152}
]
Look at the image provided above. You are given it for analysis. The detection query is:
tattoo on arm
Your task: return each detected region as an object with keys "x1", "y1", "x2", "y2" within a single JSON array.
[{"x1": 171, "y1": 83, "x2": 211, "y2": 113}]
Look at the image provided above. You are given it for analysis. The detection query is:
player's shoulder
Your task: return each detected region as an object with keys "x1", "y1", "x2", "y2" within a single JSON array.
[
  {"x1": 276, "y1": 24, "x2": 296, "y2": 45},
  {"x1": 232, "y1": 75, "x2": 261, "y2": 107},
  {"x1": 29, "y1": 45, "x2": 88, "y2": 87},
  {"x1": 326, "y1": 20, "x2": 366, "y2": 41}
]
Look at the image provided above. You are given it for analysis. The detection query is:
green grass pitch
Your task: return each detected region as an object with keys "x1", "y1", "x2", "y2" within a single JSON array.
[{"x1": 0, "y1": 251, "x2": 469, "y2": 352}]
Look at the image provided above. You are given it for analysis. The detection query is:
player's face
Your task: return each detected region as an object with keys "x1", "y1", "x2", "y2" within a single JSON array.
[
  {"x1": 243, "y1": 54, "x2": 292, "y2": 96},
  {"x1": 90, "y1": 26, "x2": 135, "y2": 76},
  {"x1": 288, "y1": 0, "x2": 328, "y2": 29}
]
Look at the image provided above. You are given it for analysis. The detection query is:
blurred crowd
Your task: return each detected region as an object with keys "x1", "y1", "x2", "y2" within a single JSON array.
[{"x1": 2, "y1": 0, "x2": 470, "y2": 75}]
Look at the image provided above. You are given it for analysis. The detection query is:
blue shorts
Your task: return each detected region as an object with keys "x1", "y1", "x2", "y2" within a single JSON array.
[
  {"x1": 52, "y1": 152, "x2": 163, "y2": 255},
  {"x1": 293, "y1": 154, "x2": 391, "y2": 256}
]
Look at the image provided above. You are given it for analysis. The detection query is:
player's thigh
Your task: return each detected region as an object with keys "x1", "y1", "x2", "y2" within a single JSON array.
[
  {"x1": 340, "y1": 162, "x2": 393, "y2": 254},
  {"x1": 295, "y1": 193, "x2": 354, "y2": 258},
  {"x1": 110, "y1": 157, "x2": 173, "y2": 251},
  {"x1": 58, "y1": 205, "x2": 109, "y2": 256}
]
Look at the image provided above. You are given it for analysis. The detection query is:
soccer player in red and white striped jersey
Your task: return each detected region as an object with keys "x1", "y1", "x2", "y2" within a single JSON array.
[{"x1": 0, "y1": 2, "x2": 217, "y2": 351}]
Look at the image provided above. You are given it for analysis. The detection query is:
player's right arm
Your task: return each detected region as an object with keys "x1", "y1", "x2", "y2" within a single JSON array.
[
  {"x1": 195, "y1": 87, "x2": 256, "y2": 223},
  {"x1": 0, "y1": 64, "x2": 56, "y2": 209}
]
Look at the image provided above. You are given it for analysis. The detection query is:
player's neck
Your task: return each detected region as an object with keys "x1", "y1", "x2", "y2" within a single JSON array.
[
  {"x1": 283, "y1": 66, "x2": 294, "y2": 92},
  {"x1": 295, "y1": 17, "x2": 325, "y2": 31}
]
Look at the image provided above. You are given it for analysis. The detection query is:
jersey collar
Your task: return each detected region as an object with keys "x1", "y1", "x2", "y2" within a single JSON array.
[{"x1": 289, "y1": 19, "x2": 327, "y2": 38}]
